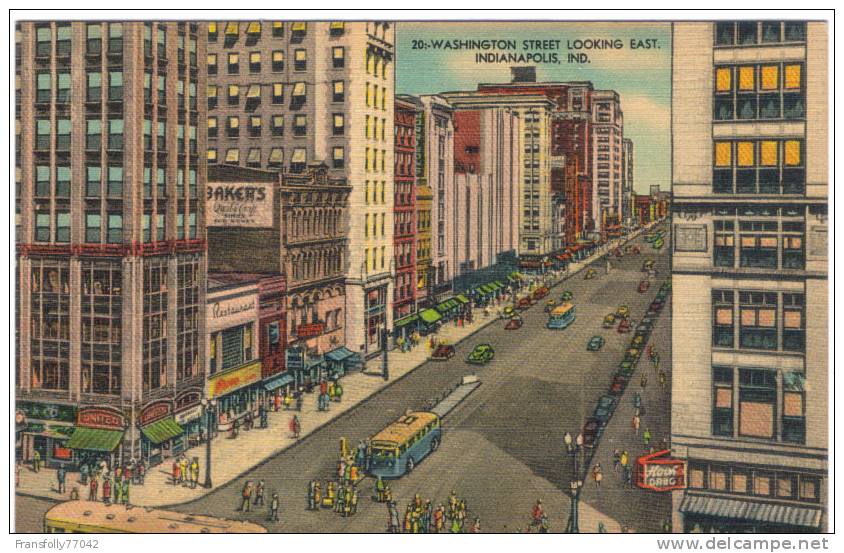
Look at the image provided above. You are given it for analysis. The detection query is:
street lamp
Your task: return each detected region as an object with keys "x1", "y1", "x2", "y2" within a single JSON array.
[
  {"x1": 566, "y1": 479, "x2": 583, "y2": 533},
  {"x1": 201, "y1": 397, "x2": 217, "y2": 489}
]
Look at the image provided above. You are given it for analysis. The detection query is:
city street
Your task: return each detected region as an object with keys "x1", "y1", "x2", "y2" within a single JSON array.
[{"x1": 16, "y1": 224, "x2": 672, "y2": 533}]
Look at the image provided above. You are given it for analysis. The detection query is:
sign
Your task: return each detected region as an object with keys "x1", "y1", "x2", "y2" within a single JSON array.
[
  {"x1": 78, "y1": 407, "x2": 126, "y2": 430},
  {"x1": 175, "y1": 405, "x2": 204, "y2": 425},
  {"x1": 674, "y1": 224, "x2": 707, "y2": 252},
  {"x1": 636, "y1": 450, "x2": 686, "y2": 492},
  {"x1": 208, "y1": 293, "x2": 257, "y2": 332},
  {"x1": 208, "y1": 361, "x2": 262, "y2": 399},
  {"x1": 296, "y1": 322, "x2": 325, "y2": 338},
  {"x1": 17, "y1": 401, "x2": 77, "y2": 423},
  {"x1": 206, "y1": 183, "x2": 274, "y2": 228},
  {"x1": 139, "y1": 401, "x2": 173, "y2": 427},
  {"x1": 286, "y1": 347, "x2": 305, "y2": 372}
]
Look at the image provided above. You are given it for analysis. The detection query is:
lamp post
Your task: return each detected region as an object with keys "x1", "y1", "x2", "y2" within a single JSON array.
[
  {"x1": 566, "y1": 479, "x2": 583, "y2": 533},
  {"x1": 381, "y1": 326, "x2": 389, "y2": 381},
  {"x1": 201, "y1": 397, "x2": 217, "y2": 489}
]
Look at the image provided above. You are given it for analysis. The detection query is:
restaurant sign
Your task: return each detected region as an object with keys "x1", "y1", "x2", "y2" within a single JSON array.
[
  {"x1": 206, "y1": 183, "x2": 274, "y2": 228},
  {"x1": 636, "y1": 450, "x2": 686, "y2": 492},
  {"x1": 296, "y1": 322, "x2": 325, "y2": 338},
  {"x1": 77, "y1": 407, "x2": 126, "y2": 430},
  {"x1": 208, "y1": 294, "x2": 257, "y2": 331},
  {"x1": 139, "y1": 401, "x2": 173, "y2": 426},
  {"x1": 208, "y1": 361, "x2": 262, "y2": 399}
]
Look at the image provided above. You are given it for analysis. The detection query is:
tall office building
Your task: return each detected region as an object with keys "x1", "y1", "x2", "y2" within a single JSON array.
[
  {"x1": 15, "y1": 21, "x2": 208, "y2": 467},
  {"x1": 591, "y1": 90, "x2": 624, "y2": 232},
  {"x1": 206, "y1": 20, "x2": 395, "y2": 358},
  {"x1": 671, "y1": 21, "x2": 828, "y2": 532},
  {"x1": 392, "y1": 96, "x2": 417, "y2": 321},
  {"x1": 621, "y1": 138, "x2": 634, "y2": 228}
]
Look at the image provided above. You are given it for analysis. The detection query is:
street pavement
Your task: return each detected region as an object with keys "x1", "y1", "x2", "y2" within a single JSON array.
[{"x1": 15, "y1": 223, "x2": 671, "y2": 533}]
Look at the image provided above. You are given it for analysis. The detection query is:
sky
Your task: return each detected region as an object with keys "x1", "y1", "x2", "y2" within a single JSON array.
[{"x1": 396, "y1": 22, "x2": 671, "y2": 193}]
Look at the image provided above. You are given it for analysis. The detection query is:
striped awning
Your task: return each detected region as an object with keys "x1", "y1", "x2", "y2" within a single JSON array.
[
  {"x1": 66, "y1": 427, "x2": 124, "y2": 452},
  {"x1": 679, "y1": 494, "x2": 822, "y2": 529},
  {"x1": 419, "y1": 308, "x2": 442, "y2": 324},
  {"x1": 140, "y1": 417, "x2": 184, "y2": 445}
]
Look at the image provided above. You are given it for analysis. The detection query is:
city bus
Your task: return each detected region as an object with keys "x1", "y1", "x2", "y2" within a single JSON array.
[
  {"x1": 367, "y1": 411, "x2": 441, "y2": 479},
  {"x1": 43, "y1": 501, "x2": 267, "y2": 534},
  {"x1": 547, "y1": 303, "x2": 576, "y2": 330}
]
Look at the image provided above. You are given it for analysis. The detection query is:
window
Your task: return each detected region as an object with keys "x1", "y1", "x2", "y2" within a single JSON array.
[
  {"x1": 157, "y1": 167, "x2": 166, "y2": 198},
  {"x1": 228, "y1": 84, "x2": 239, "y2": 105},
  {"x1": 333, "y1": 147, "x2": 345, "y2": 169},
  {"x1": 272, "y1": 22, "x2": 284, "y2": 37},
  {"x1": 294, "y1": 49, "x2": 307, "y2": 71},
  {"x1": 228, "y1": 52, "x2": 239, "y2": 74},
  {"x1": 224, "y1": 21, "x2": 239, "y2": 39},
  {"x1": 208, "y1": 22, "x2": 218, "y2": 42},
  {"x1": 291, "y1": 21, "x2": 307, "y2": 37},
  {"x1": 330, "y1": 21, "x2": 345, "y2": 36},
  {"x1": 246, "y1": 21, "x2": 261, "y2": 38},
  {"x1": 208, "y1": 84, "x2": 218, "y2": 109},
  {"x1": 143, "y1": 119, "x2": 153, "y2": 150},
  {"x1": 108, "y1": 118, "x2": 124, "y2": 150},
  {"x1": 294, "y1": 114, "x2": 307, "y2": 136},
  {"x1": 176, "y1": 213, "x2": 185, "y2": 239},
  {"x1": 86, "y1": 213, "x2": 101, "y2": 242},
  {"x1": 713, "y1": 139, "x2": 804, "y2": 195},
  {"x1": 292, "y1": 81, "x2": 306, "y2": 106},
  {"x1": 268, "y1": 148, "x2": 284, "y2": 169},
  {"x1": 56, "y1": 72, "x2": 71, "y2": 103},
  {"x1": 782, "y1": 222, "x2": 805, "y2": 269},
  {"x1": 226, "y1": 116, "x2": 239, "y2": 137},
  {"x1": 55, "y1": 166, "x2": 71, "y2": 197},
  {"x1": 207, "y1": 148, "x2": 217, "y2": 163},
  {"x1": 712, "y1": 366, "x2": 734, "y2": 436},
  {"x1": 56, "y1": 119, "x2": 71, "y2": 151},
  {"x1": 332, "y1": 46, "x2": 345, "y2": 68},
  {"x1": 782, "y1": 293, "x2": 805, "y2": 351},
  {"x1": 108, "y1": 22, "x2": 123, "y2": 53},
  {"x1": 36, "y1": 72, "x2": 51, "y2": 103},
  {"x1": 207, "y1": 116, "x2": 218, "y2": 138},
  {"x1": 107, "y1": 165, "x2": 123, "y2": 197},
  {"x1": 333, "y1": 80, "x2": 345, "y2": 102},
  {"x1": 86, "y1": 165, "x2": 102, "y2": 197},
  {"x1": 782, "y1": 371, "x2": 805, "y2": 443},
  {"x1": 35, "y1": 26, "x2": 51, "y2": 56},
  {"x1": 738, "y1": 292, "x2": 777, "y2": 350},
  {"x1": 156, "y1": 213, "x2": 165, "y2": 240},
  {"x1": 36, "y1": 119, "x2": 51, "y2": 150},
  {"x1": 246, "y1": 148, "x2": 261, "y2": 167},
  {"x1": 739, "y1": 368, "x2": 776, "y2": 439},
  {"x1": 225, "y1": 149, "x2": 239, "y2": 164},
  {"x1": 55, "y1": 212, "x2": 70, "y2": 242},
  {"x1": 143, "y1": 166, "x2": 152, "y2": 198},
  {"x1": 87, "y1": 23, "x2": 102, "y2": 54},
  {"x1": 713, "y1": 63, "x2": 805, "y2": 122},
  {"x1": 156, "y1": 25, "x2": 166, "y2": 58},
  {"x1": 272, "y1": 50, "x2": 284, "y2": 72},
  {"x1": 142, "y1": 213, "x2": 152, "y2": 243},
  {"x1": 249, "y1": 51, "x2": 261, "y2": 72},
  {"x1": 713, "y1": 220, "x2": 735, "y2": 267},
  {"x1": 157, "y1": 121, "x2": 166, "y2": 150},
  {"x1": 739, "y1": 220, "x2": 777, "y2": 268},
  {"x1": 716, "y1": 22, "x2": 806, "y2": 46},
  {"x1": 271, "y1": 114, "x2": 284, "y2": 136},
  {"x1": 291, "y1": 148, "x2": 307, "y2": 173},
  {"x1": 221, "y1": 325, "x2": 248, "y2": 369},
  {"x1": 248, "y1": 115, "x2": 261, "y2": 137},
  {"x1": 333, "y1": 113, "x2": 345, "y2": 135},
  {"x1": 158, "y1": 75, "x2": 166, "y2": 104},
  {"x1": 272, "y1": 83, "x2": 283, "y2": 104},
  {"x1": 207, "y1": 53, "x2": 217, "y2": 74},
  {"x1": 784, "y1": 22, "x2": 806, "y2": 42},
  {"x1": 108, "y1": 71, "x2": 123, "y2": 101},
  {"x1": 35, "y1": 166, "x2": 50, "y2": 197},
  {"x1": 35, "y1": 212, "x2": 50, "y2": 242}
]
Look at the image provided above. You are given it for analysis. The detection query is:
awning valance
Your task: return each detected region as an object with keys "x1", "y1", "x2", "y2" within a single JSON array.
[
  {"x1": 394, "y1": 314, "x2": 419, "y2": 328},
  {"x1": 66, "y1": 427, "x2": 124, "y2": 452},
  {"x1": 325, "y1": 346, "x2": 357, "y2": 362},
  {"x1": 680, "y1": 494, "x2": 822, "y2": 529},
  {"x1": 454, "y1": 294, "x2": 470, "y2": 304},
  {"x1": 419, "y1": 308, "x2": 442, "y2": 325},
  {"x1": 264, "y1": 372, "x2": 294, "y2": 391},
  {"x1": 141, "y1": 417, "x2": 184, "y2": 445}
]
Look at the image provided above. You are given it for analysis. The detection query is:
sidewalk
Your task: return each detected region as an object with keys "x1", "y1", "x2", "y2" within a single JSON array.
[{"x1": 16, "y1": 226, "x2": 654, "y2": 508}]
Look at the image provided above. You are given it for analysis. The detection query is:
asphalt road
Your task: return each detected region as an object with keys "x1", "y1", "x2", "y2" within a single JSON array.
[{"x1": 15, "y1": 223, "x2": 671, "y2": 534}]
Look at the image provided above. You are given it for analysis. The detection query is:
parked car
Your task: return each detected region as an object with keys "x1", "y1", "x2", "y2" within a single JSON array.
[
  {"x1": 638, "y1": 280, "x2": 650, "y2": 293},
  {"x1": 467, "y1": 344, "x2": 495, "y2": 365},
  {"x1": 582, "y1": 417, "x2": 605, "y2": 448},
  {"x1": 616, "y1": 305, "x2": 630, "y2": 319},
  {"x1": 431, "y1": 344, "x2": 456, "y2": 361},
  {"x1": 602, "y1": 313, "x2": 617, "y2": 328},
  {"x1": 502, "y1": 306, "x2": 515, "y2": 318},
  {"x1": 617, "y1": 360, "x2": 635, "y2": 377},
  {"x1": 642, "y1": 260, "x2": 655, "y2": 272},
  {"x1": 592, "y1": 395, "x2": 618, "y2": 424},
  {"x1": 626, "y1": 347, "x2": 641, "y2": 360},
  {"x1": 632, "y1": 245, "x2": 641, "y2": 254},
  {"x1": 636, "y1": 321, "x2": 653, "y2": 334},
  {"x1": 516, "y1": 296, "x2": 532, "y2": 310},
  {"x1": 544, "y1": 299, "x2": 558, "y2": 313},
  {"x1": 587, "y1": 336, "x2": 605, "y2": 351},
  {"x1": 617, "y1": 319, "x2": 632, "y2": 333},
  {"x1": 532, "y1": 287, "x2": 550, "y2": 300},
  {"x1": 613, "y1": 247, "x2": 623, "y2": 258},
  {"x1": 584, "y1": 268, "x2": 597, "y2": 280},
  {"x1": 609, "y1": 375, "x2": 629, "y2": 396},
  {"x1": 631, "y1": 335, "x2": 644, "y2": 348},
  {"x1": 560, "y1": 290, "x2": 573, "y2": 302},
  {"x1": 505, "y1": 317, "x2": 523, "y2": 330}
]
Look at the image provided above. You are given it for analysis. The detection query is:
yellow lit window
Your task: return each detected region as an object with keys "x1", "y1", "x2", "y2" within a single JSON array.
[
  {"x1": 364, "y1": 214, "x2": 370, "y2": 238},
  {"x1": 761, "y1": 65, "x2": 779, "y2": 90},
  {"x1": 207, "y1": 53, "x2": 217, "y2": 65},
  {"x1": 207, "y1": 149, "x2": 217, "y2": 162},
  {"x1": 738, "y1": 66, "x2": 755, "y2": 91},
  {"x1": 225, "y1": 22, "x2": 239, "y2": 35},
  {"x1": 273, "y1": 51, "x2": 284, "y2": 63},
  {"x1": 228, "y1": 84, "x2": 239, "y2": 97},
  {"x1": 295, "y1": 50, "x2": 306, "y2": 61},
  {"x1": 244, "y1": 326, "x2": 252, "y2": 348},
  {"x1": 760, "y1": 141, "x2": 778, "y2": 166},
  {"x1": 247, "y1": 84, "x2": 261, "y2": 98},
  {"x1": 292, "y1": 22, "x2": 306, "y2": 32},
  {"x1": 207, "y1": 85, "x2": 218, "y2": 98},
  {"x1": 366, "y1": 83, "x2": 372, "y2": 107},
  {"x1": 228, "y1": 116, "x2": 239, "y2": 129},
  {"x1": 208, "y1": 22, "x2": 217, "y2": 34},
  {"x1": 736, "y1": 142, "x2": 754, "y2": 167},
  {"x1": 715, "y1": 66, "x2": 731, "y2": 90},
  {"x1": 228, "y1": 52, "x2": 239, "y2": 65},
  {"x1": 334, "y1": 114, "x2": 344, "y2": 129},
  {"x1": 272, "y1": 22, "x2": 283, "y2": 31},
  {"x1": 250, "y1": 52, "x2": 261, "y2": 64},
  {"x1": 250, "y1": 116, "x2": 261, "y2": 128},
  {"x1": 330, "y1": 22, "x2": 344, "y2": 30},
  {"x1": 784, "y1": 64, "x2": 802, "y2": 89},
  {"x1": 715, "y1": 142, "x2": 732, "y2": 167},
  {"x1": 225, "y1": 149, "x2": 239, "y2": 163},
  {"x1": 207, "y1": 117, "x2": 217, "y2": 130},
  {"x1": 269, "y1": 148, "x2": 283, "y2": 164},
  {"x1": 246, "y1": 22, "x2": 261, "y2": 34},
  {"x1": 784, "y1": 140, "x2": 801, "y2": 166},
  {"x1": 210, "y1": 336, "x2": 216, "y2": 358},
  {"x1": 292, "y1": 82, "x2": 306, "y2": 96}
]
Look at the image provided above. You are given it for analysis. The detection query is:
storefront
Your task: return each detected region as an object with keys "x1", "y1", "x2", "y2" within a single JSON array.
[
  {"x1": 680, "y1": 494, "x2": 823, "y2": 533},
  {"x1": 174, "y1": 389, "x2": 204, "y2": 449},
  {"x1": 364, "y1": 285, "x2": 388, "y2": 359},
  {"x1": 138, "y1": 400, "x2": 184, "y2": 466},
  {"x1": 435, "y1": 298, "x2": 460, "y2": 322},
  {"x1": 208, "y1": 360, "x2": 264, "y2": 431},
  {"x1": 393, "y1": 313, "x2": 420, "y2": 339},
  {"x1": 65, "y1": 407, "x2": 126, "y2": 470},
  {"x1": 324, "y1": 346, "x2": 361, "y2": 379},
  {"x1": 16, "y1": 401, "x2": 78, "y2": 467},
  {"x1": 263, "y1": 371, "x2": 295, "y2": 399},
  {"x1": 418, "y1": 308, "x2": 442, "y2": 334}
]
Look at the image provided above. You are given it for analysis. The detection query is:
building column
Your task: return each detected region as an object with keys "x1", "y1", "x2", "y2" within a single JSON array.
[{"x1": 68, "y1": 257, "x2": 81, "y2": 401}]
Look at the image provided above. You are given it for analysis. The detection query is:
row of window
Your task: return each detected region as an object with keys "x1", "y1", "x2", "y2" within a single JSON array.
[
  {"x1": 208, "y1": 112, "x2": 345, "y2": 138},
  {"x1": 207, "y1": 81, "x2": 316, "y2": 108},
  {"x1": 688, "y1": 459, "x2": 820, "y2": 503},
  {"x1": 208, "y1": 46, "x2": 345, "y2": 74},
  {"x1": 32, "y1": 211, "x2": 196, "y2": 244},
  {"x1": 714, "y1": 63, "x2": 804, "y2": 121},
  {"x1": 365, "y1": 115, "x2": 389, "y2": 142},
  {"x1": 365, "y1": 246, "x2": 389, "y2": 274},
  {"x1": 714, "y1": 21, "x2": 806, "y2": 47},
  {"x1": 713, "y1": 219, "x2": 805, "y2": 270},
  {"x1": 31, "y1": 163, "x2": 196, "y2": 200},
  {"x1": 208, "y1": 147, "x2": 342, "y2": 171},
  {"x1": 207, "y1": 21, "x2": 328, "y2": 42},
  {"x1": 712, "y1": 290, "x2": 805, "y2": 352},
  {"x1": 713, "y1": 139, "x2": 804, "y2": 195},
  {"x1": 363, "y1": 213, "x2": 388, "y2": 239}
]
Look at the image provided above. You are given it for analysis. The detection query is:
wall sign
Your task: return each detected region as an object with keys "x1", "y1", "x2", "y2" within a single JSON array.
[
  {"x1": 636, "y1": 450, "x2": 686, "y2": 492},
  {"x1": 78, "y1": 407, "x2": 126, "y2": 430},
  {"x1": 206, "y1": 183, "x2": 274, "y2": 228},
  {"x1": 208, "y1": 361, "x2": 262, "y2": 399},
  {"x1": 17, "y1": 401, "x2": 77, "y2": 423},
  {"x1": 208, "y1": 293, "x2": 257, "y2": 332},
  {"x1": 139, "y1": 401, "x2": 173, "y2": 427},
  {"x1": 674, "y1": 224, "x2": 707, "y2": 252},
  {"x1": 296, "y1": 322, "x2": 325, "y2": 338}
]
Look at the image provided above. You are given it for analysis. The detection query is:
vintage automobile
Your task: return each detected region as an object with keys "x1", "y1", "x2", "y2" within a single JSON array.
[
  {"x1": 616, "y1": 305, "x2": 630, "y2": 319},
  {"x1": 638, "y1": 280, "x2": 651, "y2": 293},
  {"x1": 502, "y1": 306, "x2": 515, "y2": 318},
  {"x1": 617, "y1": 360, "x2": 635, "y2": 377},
  {"x1": 636, "y1": 321, "x2": 653, "y2": 335},
  {"x1": 632, "y1": 245, "x2": 641, "y2": 254},
  {"x1": 602, "y1": 313, "x2": 617, "y2": 329},
  {"x1": 609, "y1": 375, "x2": 629, "y2": 396},
  {"x1": 544, "y1": 299, "x2": 558, "y2": 313},
  {"x1": 505, "y1": 316, "x2": 523, "y2": 330},
  {"x1": 587, "y1": 335, "x2": 605, "y2": 351},
  {"x1": 431, "y1": 344, "x2": 456, "y2": 361},
  {"x1": 642, "y1": 259, "x2": 655, "y2": 272},
  {"x1": 617, "y1": 319, "x2": 632, "y2": 333},
  {"x1": 532, "y1": 287, "x2": 550, "y2": 300},
  {"x1": 613, "y1": 247, "x2": 623, "y2": 258},
  {"x1": 584, "y1": 268, "x2": 597, "y2": 280},
  {"x1": 582, "y1": 417, "x2": 605, "y2": 448},
  {"x1": 516, "y1": 296, "x2": 532, "y2": 310},
  {"x1": 592, "y1": 395, "x2": 618, "y2": 424},
  {"x1": 631, "y1": 334, "x2": 644, "y2": 348},
  {"x1": 560, "y1": 290, "x2": 574, "y2": 302},
  {"x1": 626, "y1": 347, "x2": 641, "y2": 360},
  {"x1": 466, "y1": 344, "x2": 495, "y2": 365}
]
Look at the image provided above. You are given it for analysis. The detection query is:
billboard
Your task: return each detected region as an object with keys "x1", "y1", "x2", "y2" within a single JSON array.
[{"x1": 206, "y1": 183, "x2": 274, "y2": 228}]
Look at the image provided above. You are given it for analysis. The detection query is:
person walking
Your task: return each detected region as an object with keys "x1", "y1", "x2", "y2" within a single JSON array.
[
  {"x1": 290, "y1": 415, "x2": 301, "y2": 439},
  {"x1": 33, "y1": 450, "x2": 41, "y2": 473},
  {"x1": 79, "y1": 462, "x2": 89, "y2": 486},
  {"x1": 240, "y1": 481, "x2": 253, "y2": 512},
  {"x1": 102, "y1": 477, "x2": 111, "y2": 505},
  {"x1": 56, "y1": 464, "x2": 67, "y2": 494},
  {"x1": 190, "y1": 457, "x2": 199, "y2": 489},
  {"x1": 350, "y1": 488, "x2": 359, "y2": 516},
  {"x1": 469, "y1": 517, "x2": 481, "y2": 533},
  {"x1": 433, "y1": 504, "x2": 445, "y2": 533},
  {"x1": 592, "y1": 463, "x2": 603, "y2": 488},
  {"x1": 88, "y1": 477, "x2": 98, "y2": 501},
  {"x1": 375, "y1": 475, "x2": 385, "y2": 502},
  {"x1": 254, "y1": 480, "x2": 266, "y2": 507},
  {"x1": 334, "y1": 484, "x2": 345, "y2": 514},
  {"x1": 612, "y1": 449, "x2": 621, "y2": 473},
  {"x1": 643, "y1": 427, "x2": 653, "y2": 449},
  {"x1": 114, "y1": 474, "x2": 123, "y2": 504},
  {"x1": 268, "y1": 493, "x2": 280, "y2": 522},
  {"x1": 179, "y1": 455, "x2": 188, "y2": 486},
  {"x1": 121, "y1": 477, "x2": 129, "y2": 505},
  {"x1": 387, "y1": 501, "x2": 400, "y2": 533},
  {"x1": 640, "y1": 373, "x2": 648, "y2": 388},
  {"x1": 659, "y1": 369, "x2": 668, "y2": 390},
  {"x1": 632, "y1": 412, "x2": 641, "y2": 436},
  {"x1": 171, "y1": 459, "x2": 180, "y2": 486},
  {"x1": 307, "y1": 480, "x2": 317, "y2": 510},
  {"x1": 15, "y1": 461, "x2": 21, "y2": 488}
]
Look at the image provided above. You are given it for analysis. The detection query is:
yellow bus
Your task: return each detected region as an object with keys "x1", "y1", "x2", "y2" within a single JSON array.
[
  {"x1": 367, "y1": 411, "x2": 441, "y2": 478},
  {"x1": 44, "y1": 501, "x2": 267, "y2": 534}
]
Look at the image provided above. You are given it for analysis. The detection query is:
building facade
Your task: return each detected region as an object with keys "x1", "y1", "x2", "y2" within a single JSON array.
[
  {"x1": 670, "y1": 21, "x2": 828, "y2": 532},
  {"x1": 591, "y1": 90, "x2": 625, "y2": 233},
  {"x1": 15, "y1": 21, "x2": 208, "y2": 467},
  {"x1": 622, "y1": 138, "x2": 634, "y2": 228},
  {"x1": 206, "y1": 20, "x2": 394, "y2": 359},
  {"x1": 393, "y1": 97, "x2": 417, "y2": 321}
]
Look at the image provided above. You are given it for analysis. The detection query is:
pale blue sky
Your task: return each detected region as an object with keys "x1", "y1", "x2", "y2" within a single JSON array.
[{"x1": 396, "y1": 22, "x2": 671, "y2": 193}]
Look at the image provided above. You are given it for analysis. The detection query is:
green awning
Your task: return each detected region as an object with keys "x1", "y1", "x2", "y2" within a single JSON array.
[
  {"x1": 455, "y1": 294, "x2": 470, "y2": 304},
  {"x1": 66, "y1": 427, "x2": 124, "y2": 452},
  {"x1": 140, "y1": 417, "x2": 184, "y2": 445},
  {"x1": 394, "y1": 314, "x2": 419, "y2": 328},
  {"x1": 488, "y1": 282, "x2": 501, "y2": 291},
  {"x1": 481, "y1": 284, "x2": 494, "y2": 293},
  {"x1": 494, "y1": 280, "x2": 506, "y2": 289},
  {"x1": 419, "y1": 308, "x2": 442, "y2": 324}
]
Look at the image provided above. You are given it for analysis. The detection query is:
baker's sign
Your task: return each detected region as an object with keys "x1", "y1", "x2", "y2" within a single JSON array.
[
  {"x1": 206, "y1": 183, "x2": 273, "y2": 228},
  {"x1": 636, "y1": 450, "x2": 686, "y2": 492}
]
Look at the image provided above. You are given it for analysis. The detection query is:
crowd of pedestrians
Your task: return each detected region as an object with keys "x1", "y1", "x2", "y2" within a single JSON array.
[{"x1": 386, "y1": 490, "x2": 476, "y2": 533}]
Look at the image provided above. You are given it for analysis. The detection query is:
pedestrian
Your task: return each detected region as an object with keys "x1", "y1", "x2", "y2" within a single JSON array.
[
  {"x1": 290, "y1": 415, "x2": 301, "y2": 439},
  {"x1": 349, "y1": 463, "x2": 358, "y2": 484},
  {"x1": 15, "y1": 461, "x2": 21, "y2": 488},
  {"x1": 102, "y1": 477, "x2": 111, "y2": 505},
  {"x1": 350, "y1": 488, "x2": 358, "y2": 516},
  {"x1": 273, "y1": 394, "x2": 281, "y2": 413},
  {"x1": 190, "y1": 457, "x2": 199, "y2": 489},
  {"x1": 137, "y1": 461, "x2": 146, "y2": 485},
  {"x1": 387, "y1": 501, "x2": 400, "y2": 533},
  {"x1": 564, "y1": 431, "x2": 574, "y2": 455},
  {"x1": 469, "y1": 517, "x2": 481, "y2": 533},
  {"x1": 259, "y1": 403, "x2": 268, "y2": 428},
  {"x1": 640, "y1": 373, "x2": 648, "y2": 388},
  {"x1": 334, "y1": 382, "x2": 343, "y2": 402},
  {"x1": 56, "y1": 464, "x2": 67, "y2": 494},
  {"x1": 632, "y1": 412, "x2": 641, "y2": 435},
  {"x1": 88, "y1": 477, "x2": 98, "y2": 501},
  {"x1": 334, "y1": 484, "x2": 345, "y2": 514},
  {"x1": 231, "y1": 418, "x2": 240, "y2": 439},
  {"x1": 79, "y1": 462, "x2": 89, "y2": 485},
  {"x1": 69, "y1": 487, "x2": 80, "y2": 501},
  {"x1": 433, "y1": 504, "x2": 445, "y2": 533},
  {"x1": 33, "y1": 450, "x2": 41, "y2": 473},
  {"x1": 254, "y1": 480, "x2": 265, "y2": 506},
  {"x1": 643, "y1": 427, "x2": 652, "y2": 449},
  {"x1": 268, "y1": 493, "x2": 280, "y2": 522},
  {"x1": 592, "y1": 463, "x2": 603, "y2": 487},
  {"x1": 122, "y1": 477, "x2": 129, "y2": 505},
  {"x1": 180, "y1": 455, "x2": 189, "y2": 486},
  {"x1": 307, "y1": 480, "x2": 317, "y2": 510},
  {"x1": 662, "y1": 518, "x2": 672, "y2": 533},
  {"x1": 114, "y1": 474, "x2": 123, "y2": 504},
  {"x1": 344, "y1": 462, "x2": 352, "y2": 485},
  {"x1": 240, "y1": 481, "x2": 253, "y2": 512},
  {"x1": 659, "y1": 370, "x2": 667, "y2": 390},
  {"x1": 172, "y1": 459, "x2": 180, "y2": 486},
  {"x1": 337, "y1": 458, "x2": 346, "y2": 482},
  {"x1": 612, "y1": 449, "x2": 621, "y2": 473}
]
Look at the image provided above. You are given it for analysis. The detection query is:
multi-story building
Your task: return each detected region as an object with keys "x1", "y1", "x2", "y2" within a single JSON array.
[
  {"x1": 671, "y1": 20, "x2": 827, "y2": 532},
  {"x1": 206, "y1": 20, "x2": 394, "y2": 360},
  {"x1": 621, "y1": 138, "x2": 634, "y2": 228},
  {"x1": 15, "y1": 21, "x2": 207, "y2": 468},
  {"x1": 393, "y1": 97, "x2": 417, "y2": 321},
  {"x1": 414, "y1": 112, "x2": 434, "y2": 310},
  {"x1": 591, "y1": 90, "x2": 624, "y2": 233},
  {"x1": 449, "y1": 99, "x2": 521, "y2": 279}
]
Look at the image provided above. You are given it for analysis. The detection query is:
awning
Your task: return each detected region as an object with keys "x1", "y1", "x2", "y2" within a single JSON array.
[
  {"x1": 305, "y1": 356, "x2": 325, "y2": 370},
  {"x1": 394, "y1": 314, "x2": 419, "y2": 328},
  {"x1": 66, "y1": 427, "x2": 123, "y2": 452},
  {"x1": 141, "y1": 417, "x2": 184, "y2": 445},
  {"x1": 436, "y1": 299, "x2": 458, "y2": 313},
  {"x1": 494, "y1": 281, "x2": 506, "y2": 289},
  {"x1": 325, "y1": 346, "x2": 357, "y2": 362},
  {"x1": 454, "y1": 294, "x2": 470, "y2": 304},
  {"x1": 264, "y1": 372, "x2": 294, "y2": 391},
  {"x1": 679, "y1": 494, "x2": 822, "y2": 529},
  {"x1": 419, "y1": 308, "x2": 442, "y2": 325}
]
